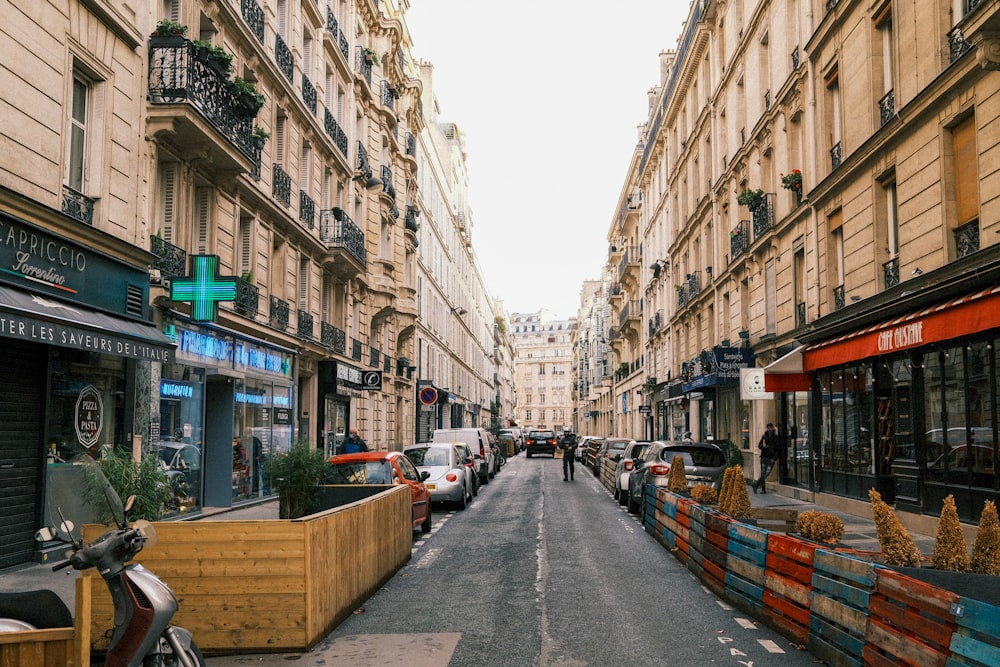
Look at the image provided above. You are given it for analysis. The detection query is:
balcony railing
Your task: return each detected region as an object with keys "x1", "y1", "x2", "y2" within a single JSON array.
[
  {"x1": 241, "y1": 0, "x2": 264, "y2": 44},
  {"x1": 955, "y1": 220, "x2": 980, "y2": 257},
  {"x1": 751, "y1": 194, "x2": 776, "y2": 240},
  {"x1": 795, "y1": 301, "x2": 807, "y2": 328},
  {"x1": 791, "y1": 46, "x2": 800, "y2": 70},
  {"x1": 730, "y1": 221, "x2": 750, "y2": 261},
  {"x1": 148, "y1": 37, "x2": 256, "y2": 159},
  {"x1": 356, "y1": 141, "x2": 374, "y2": 181},
  {"x1": 319, "y1": 208, "x2": 366, "y2": 267},
  {"x1": 380, "y1": 80, "x2": 397, "y2": 111},
  {"x1": 150, "y1": 235, "x2": 187, "y2": 277},
  {"x1": 879, "y1": 89, "x2": 895, "y2": 126},
  {"x1": 274, "y1": 34, "x2": 294, "y2": 83},
  {"x1": 950, "y1": 27, "x2": 974, "y2": 62},
  {"x1": 356, "y1": 47, "x2": 373, "y2": 87},
  {"x1": 381, "y1": 165, "x2": 396, "y2": 199},
  {"x1": 302, "y1": 75, "x2": 317, "y2": 115},
  {"x1": 324, "y1": 108, "x2": 349, "y2": 157},
  {"x1": 62, "y1": 185, "x2": 95, "y2": 225},
  {"x1": 405, "y1": 132, "x2": 416, "y2": 156},
  {"x1": 352, "y1": 338, "x2": 362, "y2": 362},
  {"x1": 326, "y1": 8, "x2": 349, "y2": 61},
  {"x1": 830, "y1": 141, "x2": 842, "y2": 170},
  {"x1": 687, "y1": 270, "x2": 702, "y2": 295},
  {"x1": 298, "y1": 310, "x2": 314, "y2": 339},
  {"x1": 299, "y1": 190, "x2": 315, "y2": 229},
  {"x1": 270, "y1": 296, "x2": 289, "y2": 330},
  {"x1": 235, "y1": 277, "x2": 259, "y2": 317},
  {"x1": 321, "y1": 322, "x2": 347, "y2": 354},
  {"x1": 617, "y1": 245, "x2": 638, "y2": 278},
  {"x1": 884, "y1": 257, "x2": 900, "y2": 289},
  {"x1": 273, "y1": 164, "x2": 291, "y2": 206},
  {"x1": 834, "y1": 284, "x2": 845, "y2": 310},
  {"x1": 370, "y1": 347, "x2": 380, "y2": 368}
]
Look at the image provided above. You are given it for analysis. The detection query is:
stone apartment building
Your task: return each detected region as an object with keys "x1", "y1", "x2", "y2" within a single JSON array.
[
  {"x1": 512, "y1": 311, "x2": 576, "y2": 434},
  {"x1": 601, "y1": 0, "x2": 1000, "y2": 526},
  {"x1": 0, "y1": 0, "x2": 506, "y2": 569}
]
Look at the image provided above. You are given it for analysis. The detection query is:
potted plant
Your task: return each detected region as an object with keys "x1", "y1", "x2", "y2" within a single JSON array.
[
  {"x1": 152, "y1": 19, "x2": 188, "y2": 37},
  {"x1": 232, "y1": 76, "x2": 265, "y2": 114},
  {"x1": 737, "y1": 188, "x2": 765, "y2": 209},
  {"x1": 781, "y1": 169, "x2": 803, "y2": 192},
  {"x1": 252, "y1": 126, "x2": 270, "y2": 147},
  {"x1": 191, "y1": 40, "x2": 233, "y2": 77},
  {"x1": 363, "y1": 47, "x2": 378, "y2": 65},
  {"x1": 264, "y1": 440, "x2": 329, "y2": 519}
]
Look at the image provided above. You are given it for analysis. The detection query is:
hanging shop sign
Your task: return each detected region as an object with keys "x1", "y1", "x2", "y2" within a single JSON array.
[{"x1": 170, "y1": 255, "x2": 238, "y2": 322}]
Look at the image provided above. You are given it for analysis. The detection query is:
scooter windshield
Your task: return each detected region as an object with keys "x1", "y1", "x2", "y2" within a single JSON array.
[{"x1": 45, "y1": 453, "x2": 126, "y2": 542}]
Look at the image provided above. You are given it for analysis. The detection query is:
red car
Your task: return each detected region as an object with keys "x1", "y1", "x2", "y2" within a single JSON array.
[{"x1": 327, "y1": 451, "x2": 433, "y2": 533}]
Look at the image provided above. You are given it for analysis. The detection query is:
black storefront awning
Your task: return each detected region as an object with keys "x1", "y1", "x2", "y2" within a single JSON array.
[{"x1": 0, "y1": 284, "x2": 174, "y2": 362}]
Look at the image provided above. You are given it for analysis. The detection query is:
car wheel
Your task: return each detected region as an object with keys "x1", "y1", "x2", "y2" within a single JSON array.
[
  {"x1": 526, "y1": 451, "x2": 532, "y2": 458},
  {"x1": 471, "y1": 477, "x2": 478, "y2": 497},
  {"x1": 618, "y1": 487, "x2": 628, "y2": 506},
  {"x1": 457, "y1": 490, "x2": 467, "y2": 511},
  {"x1": 627, "y1": 489, "x2": 639, "y2": 514},
  {"x1": 420, "y1": 507, "x2": 432, "y2": 533},
  {"x1": 612, "y1": 486, "x2": 619, "y2": 501}
]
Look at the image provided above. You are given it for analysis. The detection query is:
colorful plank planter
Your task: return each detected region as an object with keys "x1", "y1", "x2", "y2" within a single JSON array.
[
  {"x1": 725, "y1": 521, "x2": 769, "y2": 615},
  {"x1": 862, "y1": 567, "x2": 960, "y2": 667},
  {"x1": 658, "y1": 488, "x2": 680, "y2": 520},
  {"x1": 763, "y1": 533, "x2": 820, "y2": 644},
  {"x1": 808, "y1": 549, "x2": 876, "y2": 667},
  {"x1": 948, "y1": 596, "x2": 1000, "y2": 667}
]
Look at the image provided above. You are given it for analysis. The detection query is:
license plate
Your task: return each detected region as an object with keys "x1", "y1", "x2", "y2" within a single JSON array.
[{"x1": 426, "y1": 483, "x2": 436, "y2": 490}]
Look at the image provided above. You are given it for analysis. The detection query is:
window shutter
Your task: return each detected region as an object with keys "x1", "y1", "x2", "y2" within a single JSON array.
[
  {"x1": 161, "y1": 164, "x2": 177, "y2": 244},
  {"x1": 196, "y1": 187, "x2": 210, "y2": 254},
  {"x1": 953, "y1": 116, "x2": 978, "y2": 225}
]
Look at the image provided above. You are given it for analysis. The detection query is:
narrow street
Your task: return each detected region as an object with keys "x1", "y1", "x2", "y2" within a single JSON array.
[{"x1": 208, "y1": 454, "x2": 820, "y2": 666}]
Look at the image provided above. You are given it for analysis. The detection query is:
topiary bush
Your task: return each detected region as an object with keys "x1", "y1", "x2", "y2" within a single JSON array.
[
  {"x1": 932, "y1": 494, "x2": 970, "y2": 572},
  {"x1": 667, "y1": 454, "x2": 688, "y2": 493},
  {"x1": 971, "y1": 500, "x2": 1000, "y2": 575},
  {"x1": 717, "y1": 466, "x2": 736, "y2": 514},
  {"x1": 870, "y1": 488, "x2": 922, "y2": 567},
  {"x1": 727, "y1": 464, "x2": 753, "y2": 520}
]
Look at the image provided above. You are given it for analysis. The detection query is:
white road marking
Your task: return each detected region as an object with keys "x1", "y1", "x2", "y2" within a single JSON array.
[
  {"x1": 715, "y1": 599, "x2": 733, "y2": 610},
  {"x1": 758, "y1": 639, "x2": 785, "y2": 653},
  {"x1": 414, "y1": 548, "x2": 441, "y2": 568},
  {"x1": 735, "y1": 617, "x2": 757, "y2": 629}
]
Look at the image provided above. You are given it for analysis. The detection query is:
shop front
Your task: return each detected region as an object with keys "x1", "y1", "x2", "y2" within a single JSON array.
[
  {"x1": 681, "y1": 346, "x2": 754, "y2": 446},
  {"x1": 317, "y1": 360, "x2": 363, "y2": 457},
  {"x1": 162, "y1": 319, "x2": 295, "y2": 512},
  {"x1": 0, "y1": 211, "x2": 174, "y2": 568},
  {"x1": 775, "y1": 285, "x2": 1000, "y2": 523}
]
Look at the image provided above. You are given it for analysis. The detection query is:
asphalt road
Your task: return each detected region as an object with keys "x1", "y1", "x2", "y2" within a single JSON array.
[{"x1": 207, "y1": 453, "x2": 821, "y2": 667}]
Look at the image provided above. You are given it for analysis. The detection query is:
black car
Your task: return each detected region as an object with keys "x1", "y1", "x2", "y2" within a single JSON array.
[{"x1": 525, "y1": 430, "x2": 558, "y2": 458}]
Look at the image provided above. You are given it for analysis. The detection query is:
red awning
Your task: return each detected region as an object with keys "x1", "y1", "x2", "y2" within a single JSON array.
[
  {"x1": 803, "y1": 286, "x2": 1000, "y2": 371},
  {"x1": 763, "y1": 345, "x2": 811, "y2": 392}
]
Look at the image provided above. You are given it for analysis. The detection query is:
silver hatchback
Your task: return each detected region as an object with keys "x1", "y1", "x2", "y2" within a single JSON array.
[{"x1": 626, "y1": 441, "x2": 728, "y2": 514}]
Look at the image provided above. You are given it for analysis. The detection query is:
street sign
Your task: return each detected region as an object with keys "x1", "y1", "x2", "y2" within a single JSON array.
[
  {"x1": 419, "y1": 386, "x2": 438, "y2": 405},
  {"x1": 639, "y1": 405, "x2": 651, "y2": 414},
  {"x1": 362, "y1": 371, "x2": 382, "y2": 391}
]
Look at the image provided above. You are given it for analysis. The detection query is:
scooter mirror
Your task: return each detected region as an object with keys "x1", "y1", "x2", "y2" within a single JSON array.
[{"x1": 35, "y1": 526, "x2": 56, "y2": 542}]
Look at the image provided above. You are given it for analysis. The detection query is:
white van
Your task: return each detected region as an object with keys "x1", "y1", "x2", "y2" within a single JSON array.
[{"x1": 431, "y1": 427, "x2": 496, "y2": 485}]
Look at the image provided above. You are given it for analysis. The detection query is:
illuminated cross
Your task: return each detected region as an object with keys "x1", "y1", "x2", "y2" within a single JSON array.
[{"x1": 170, "y1": 255, "x2": 238, "y2": 322}]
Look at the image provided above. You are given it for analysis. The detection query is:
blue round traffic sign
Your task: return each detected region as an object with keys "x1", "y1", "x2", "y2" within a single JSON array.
[{"x1": 419, "y1": 387, "x2": 438, "y2": 405}]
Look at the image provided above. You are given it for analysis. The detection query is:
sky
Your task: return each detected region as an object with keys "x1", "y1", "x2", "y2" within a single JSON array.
[{"x1": 405, "y1": 1, "x2": 691, "y2": 319}]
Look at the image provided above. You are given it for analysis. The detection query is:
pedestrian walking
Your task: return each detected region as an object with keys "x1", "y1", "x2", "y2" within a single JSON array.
[
  {"x1": 560, "y1": 432, "x2": 578, "y2": 481},
  {"x1": 752, "y1": 423, "x2": 777, "y2": 493},
  {"x1": 343, "y1": 427, "x2": 368, "y2": 453}
]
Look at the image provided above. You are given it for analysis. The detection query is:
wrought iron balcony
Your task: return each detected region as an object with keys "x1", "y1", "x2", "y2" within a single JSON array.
[
  {"x1": 830, "y1": 141, "x2": 842, "y2": 170},
  {"x1": 356, "y1": 141, "x2": 373, "y2": 181},
  {"x1": 380, "y1": 80, "x2": 397, "y2": 111},
  {"x1": 299, "y1": 190, "x2": 315, "y2": 229},
  {"x1": 370, "y1": 347, "x2": 380, "y2": 368},
  {"x1": 751, "y1": 194, "x2": 776, "y2": 240},
  {"x1": 147, "y1": 37, "x2": 257, "y2": 161},
  {"x1": 955, "y1": 220, "x2": 980, "y2": 257},
  {"x1": 677, "y1": 285, "x2": 690, "y2": 309},
  {"x1": 356, "y1": 47, "x2": 373, "y2": 87},
  {"x1": 319, "y1": 208, "x2": 367, "y2": 273},
  {"x1": 235, "y1": 277, "x2": 259, "y2": 317},
  {"x1": 879, "y1": 89, "x2": 895, "y2": 126},
  {"x1": 764, "y1": 89, "x2": 771, "y2": 111},
  {"x1": 270, "y1": 296, "x2": 289, "y2": 330},
  {"x1": 324, "y1": 108, "x2": 349, "y2": 157},
  {"x1": 405, "y1": 132, "x2": 416, "y2": 156},
  {"x1": 302, "y1": 75, "x2": 317, "y2": 116},
  {"x1": 383, "y1": 353, "x2": 392, "y2": 374},
  {"x1": 321, "y1": 322, "x2": 347, "y2": 354},
  {"x1": 352, "y1": 338, "x2": 362, "y2": 362},
  {"x1": 150, "y1": 235, "x2": 187, "y2": 278},
  {"x1": 274, "y1": 34, "x2": 294, "y2": 83},
  {"x1": 796, "y1": 301, "x2": 807, "y2": 327},
  {"x1": 241, "y1": 0, "x2": 264, "y2": 44},
  {"x1": 791, "y1": 46, "x2": 800, "y2": 70},
  {"x1": 325, "y1": 8, "x2": 349, "y2": 61},
  {"x1": 297, "y1": 310, "x2": 314, "y2": 339},
  {"x1": 950, "y1": 27, "x2": 973, "y2": 62},
  {"x1": 687, "y1": 270, "x2": 702, "y2": 295},
  {"x1": 380, "y1": 165, "x2": 396, "y2": 199},
  {"x1": 405, "y1": 205, "x2": 420, "y2": 233},
  {"x1": 618, "y1": 300, "x2": 640, "y2": 329},
  {"x1": 884, "y1": 257, "x2": 900, "y2": 289},
  {"x1": 62, "y1": 185, "x2": 95, "y2": 225},
  {"x1": 273, "y1": 164, "x2": 291, "y2": 207},
  {"x1": 834, "y1": 284, "x2": 845, "y2": 311},
  {"x1": 730, "y1": 221, "x2": 750, "y2": 261},
  {"x1": 617, "y1": 245, "x2": 638, "y2": 278}
]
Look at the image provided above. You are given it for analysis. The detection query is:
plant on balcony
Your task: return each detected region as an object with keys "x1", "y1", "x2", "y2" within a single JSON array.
[
  {"x1": 252, "y1": 126, "x2": 270, "y2": 143},
  {"x1": 780, "y1": 169, "x2": 802, "y2": 192},
  {"x1": 152, "y1": 20, "x2": 188, "y2": 37},
  {"x1": 363, "y1": 47, "x2": 379, "y2": 65},
  {"x1": 737, "y1": 188, "x2": 765, "y2": 209},
  {"x1": 191, "y1": 40, "x2": 233, "y2": 76},
  {"x1": 232, "y1": 76, "x2": 265, "y2": 114}
]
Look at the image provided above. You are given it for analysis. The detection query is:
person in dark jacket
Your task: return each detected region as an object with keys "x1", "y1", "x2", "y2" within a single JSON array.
[
  {"x1": 560, "y1": 432, "x2": 578, "y2": 481},
  {"x1": 343, "y1": 427, "x2": 368, "y2": 453},
  {"x1": 752, "y1": 423, "x2": 777, "y2": 493}
]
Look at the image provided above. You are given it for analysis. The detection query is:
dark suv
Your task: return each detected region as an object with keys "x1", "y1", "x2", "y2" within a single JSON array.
[{"x1": 525, "y1": 430, "x2": 558, "y2": 458}]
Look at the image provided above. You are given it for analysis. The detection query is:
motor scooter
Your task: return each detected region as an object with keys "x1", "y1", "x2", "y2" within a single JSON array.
[{"x1": 0, "y1": 455, "x2": 204, "y2": 667}]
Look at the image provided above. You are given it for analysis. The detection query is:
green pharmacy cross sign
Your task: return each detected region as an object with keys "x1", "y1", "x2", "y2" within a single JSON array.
[{"x1": 170, "y1": 254, "x2": 238, "y2": 322}]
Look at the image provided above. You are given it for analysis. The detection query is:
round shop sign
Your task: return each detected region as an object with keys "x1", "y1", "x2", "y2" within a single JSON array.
[
  {"x1": 419, "y1": 387, "x2": 438, "y2": 405},
  {"x1": 75, "y1": 385, "x2": 104, "y2": 451}
]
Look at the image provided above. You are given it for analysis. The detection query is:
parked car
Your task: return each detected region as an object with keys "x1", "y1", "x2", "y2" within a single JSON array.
[
  {"x1": 452, "y1": 443, "x2": 480, "y2": 497},
  {"x1": 580, "y1": 436, "x2": 604, "y2": 467},
  {"x1": 592, "y1": 438, "x2": 630, "y2": 475},
  {"x1": 327, "y1": 451, "x2": 432, "y2": 533},
  {"x1": 403, "y1": 443, "x2": 474, "y2": 510},
  {"x1": 431, "y1": 427, "x2": 496, "y2": 485},
  {"x1": 627, "y1": 441, "x2": 728, "y2": 514},
  {"x1": 525, "y1": 429, "x2": 558, "y2": 458},
  {"x1": 576, "y1": 436, "x2": 601, "y2": 463},
  {"x1": 499, "y1": 428, "x2": 525, "y2": 452},
  {"x1": 614, "y1": 440, "x2": 653, "y2": 505}
]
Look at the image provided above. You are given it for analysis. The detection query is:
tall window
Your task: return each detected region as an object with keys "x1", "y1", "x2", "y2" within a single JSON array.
[
  {"x1": 825, "y1": 67, "x2": 842, "y2": 169},
  {"x1": 67, "y1": 75, "x2": 89, "y2": 193},
  {"x1": 953, "y1": 114, "x2": 979, "y2": 228},
  {"x1": 195, "y1": 186, "x2": 211, "y2": 253},
  {"x1": 238, "y1": 216, "x2": 253, "y2": 277},
  {"x1": 765, "y1": 260, "x2": 776, "y2": 335},
  {"x1": 794, "y1": 245, "x2": 806, "y2": 327},
  {"x1": 158, "y1": 162, "x2": 178, "y2": 244},
  {"x1": 298, "y1": 256, "x2": 309, "y2": 311},
  {"x1": 829, "y1": 210, "x2": 845, "y2": 304}
]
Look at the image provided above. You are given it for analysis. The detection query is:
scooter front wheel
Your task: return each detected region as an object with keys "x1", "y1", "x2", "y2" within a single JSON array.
[{"x1": 144, "y1": 638, "x2": 205, "y2": 667}]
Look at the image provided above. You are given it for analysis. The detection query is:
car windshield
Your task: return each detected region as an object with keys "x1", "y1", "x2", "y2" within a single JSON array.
[
  {"x1": 659, "y1": 446, "x2": 725, "y2": 467},
  {"x1": 326, "y1": 461, "x2": 392, "y2": 484},
  {"x1": 530, "y1": 432, "x2": 555, "y2": 440},
  {"x1": 630, "y1": 444, "x2": 651, "y2": 459},
  {"x1": 406, "y1": 447, "x2": 451, "y2": 467}
]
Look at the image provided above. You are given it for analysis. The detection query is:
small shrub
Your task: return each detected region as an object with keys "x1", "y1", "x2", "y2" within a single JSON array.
[
  {"x1": 727, "y1": 464, "x2": 753, "y2": 520},
  {"x1": 971, "y1": 500, "x2": 1000, "y2": 575},
  {"x1": 932, "y1": 494, "x2": 970, "y2": 572},
  {"x1": 264, "y1": 441, "x2": 328, "y2": 519},
  {"x1": 691, "y1": 484, "x2": 718, "y2": 505},
  {"x1": 667, "y1": 454, "x2": 688, "y2": 493},
  {"x1": 870, "y1": 488, "x2": 922, "y2": 567},
  {"x1": 796, "y1": 510, "x2": 818, "y2": 536},
  {"x1": 84, "y1": 445, "x2": 173, "y2": 522},
  {"x1": 809, "y1": 513, "x2": 845, "y2": 544},
  {"x1": 717, "y1": 466, "x2": 736, "y2": 514}
]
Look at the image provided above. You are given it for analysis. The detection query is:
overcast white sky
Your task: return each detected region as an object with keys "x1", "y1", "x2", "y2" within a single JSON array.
[{"x1": 405, "y1": 1, "x2": 690, "y2": 319}]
